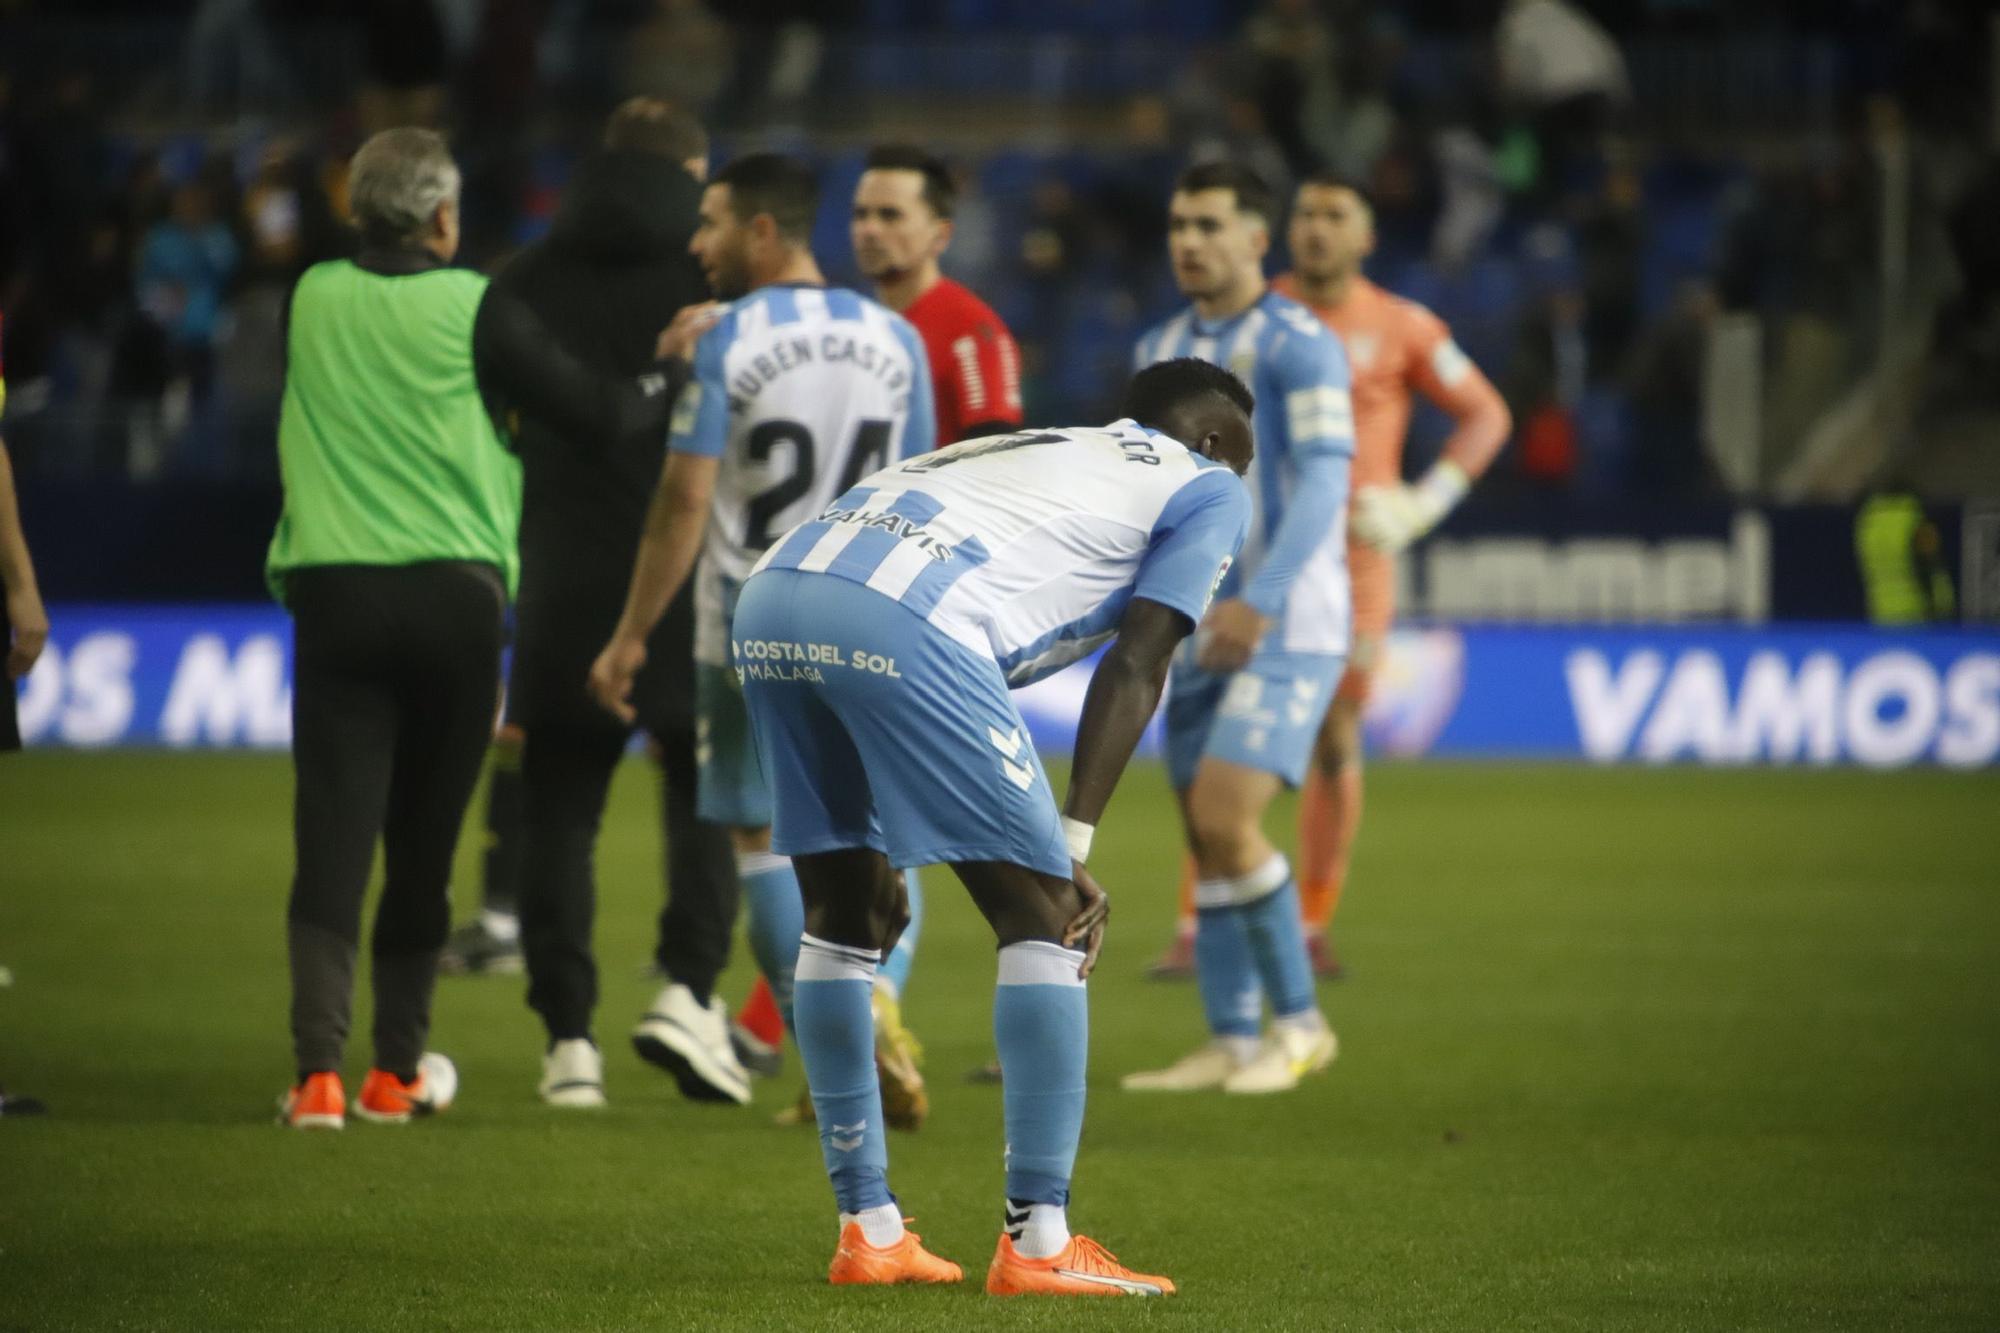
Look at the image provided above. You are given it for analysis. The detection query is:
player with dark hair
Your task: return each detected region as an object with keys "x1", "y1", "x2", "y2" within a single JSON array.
[
  {"x1": 1151, "y1": 171, "x2": 1511, "y2": 978},
  {"x1": 587, "y1": 152, "x2": 938, "y2": 1127},
  {"x1": 429, "y1": 99, "x2": 754, "y2": 1109},
  {"x1": 732, "y1": 357, "x2": 1251, "y2": 1291},
  {"x1": 852, "y1": 144, "x2": 1023, "y2": 444},
  {"x1": 1123, "y1": 162, "x2": 1352, "y2": 1095},
  {"x1": 732, "y1": 142, "x2": 1031, "y2": 1094}
]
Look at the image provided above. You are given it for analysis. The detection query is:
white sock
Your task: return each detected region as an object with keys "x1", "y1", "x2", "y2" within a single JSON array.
[
  {"x1": 480, "y1": 909, "x2": 520, "y2": 942},
  {"x1": 1222, "y1": 1034, "x2": 1261, "y2": 1065},
  {"x1": 840, "y1": 1202, "x2": 905, "y2": 1248},
  {"x1": 1006, "y1": 1200, "x2": 1071, "y2": 1260}
]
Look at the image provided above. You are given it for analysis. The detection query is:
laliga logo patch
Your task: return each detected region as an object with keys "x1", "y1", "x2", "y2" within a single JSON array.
[{"x1": 1203, "y1": 556, "x2": 1233, "y2": 616}]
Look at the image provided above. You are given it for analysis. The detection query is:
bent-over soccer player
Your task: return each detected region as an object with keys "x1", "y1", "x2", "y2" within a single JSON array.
[{"x1": 731, "y1": 358, "x2": 1253, "y2": 1295}]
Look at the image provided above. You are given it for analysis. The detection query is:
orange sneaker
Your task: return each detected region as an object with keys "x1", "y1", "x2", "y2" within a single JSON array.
[
  {"x1": 985, "y1": 1232, "x2": 1175, "y2": 1297},
  {"x1": 827, "y1": 1220, "x2": 963, "y2": 1286},
  {"x1": 277, "y1": 1071, "x2": 345, "y2": 1130},
  {"x1": 353, "y1": 1052, "x2": 458, "y2": 1124}
]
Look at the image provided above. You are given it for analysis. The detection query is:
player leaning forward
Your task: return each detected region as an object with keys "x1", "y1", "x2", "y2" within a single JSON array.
[
  {"x1": 1125, "y1": 162, "x2": 1351, "y2": 1094},
  {"x1": 727, "y1": 359, "x2": 1253, "y2": 1293}
]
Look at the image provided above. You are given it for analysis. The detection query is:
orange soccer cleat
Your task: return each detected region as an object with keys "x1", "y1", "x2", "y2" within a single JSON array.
[
  {"x1": 827, "y1": 1221, "x2": 963, "y2": 1286},
  {"x1": 985, "y1": 1232, "x2": 1176, "y2": 1297},
  {"x1": 277, "y1": 1071, "x2": 345, "y2": 1130},
  {"x1": 353, "y1": 1053, "x2": 458, "y2": 1124}
]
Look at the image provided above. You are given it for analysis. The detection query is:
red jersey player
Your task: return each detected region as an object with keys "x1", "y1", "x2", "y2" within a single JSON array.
[
  {"x1": 730, "y1": 146, "x2": 1026, "y2": 1110},
  {"x1": 1153, "y1": 172, "x2": 1511, "y2": 978},
  {"x1": 851, "y1": 144, "x2": 1024, "y2": 445}
]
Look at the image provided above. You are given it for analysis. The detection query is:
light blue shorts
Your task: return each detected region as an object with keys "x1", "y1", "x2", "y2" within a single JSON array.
[
  {"x1": 732, "y1": 568, "x2": 1071, "y2": 880},
  {"x1": 1164, "y1": 647, "x2": 1345, "y2": 791},
  {"x1": 695, "y1": 663, "x2": 771, "y2": 828}
]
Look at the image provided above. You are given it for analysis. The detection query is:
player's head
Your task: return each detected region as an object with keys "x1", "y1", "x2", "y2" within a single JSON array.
[
  {"x1": 852, "y1": 145, "x2": 955, "y2": 286},
  {"x1": 1122, "y1": 357, "x2": 1255, "y2": 477},
  {"x1": 604, "y1": 96, "x2": 709, "y2": 182},
  {"x1": 1288, "y1": 171, "x2": 1374, "y2": 283},
  {"x1": 1168, "y1": 162, "x2": 1275, "y2": 304},
  {"x1": 348, "y1": 127, "x2": 461, "y2": 258},
  {"x1": 694, "y1": 153, "x2": 819, "y2": 299}
]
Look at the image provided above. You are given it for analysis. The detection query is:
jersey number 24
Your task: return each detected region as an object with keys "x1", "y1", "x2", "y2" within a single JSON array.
[{"x1": 744, "y1": 417, "x2": 894, "y2": 549}]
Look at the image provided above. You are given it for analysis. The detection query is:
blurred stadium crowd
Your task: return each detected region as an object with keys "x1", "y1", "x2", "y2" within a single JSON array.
[{"x1": 1, "y1": 0, "x2": 1994, "y2": 503}]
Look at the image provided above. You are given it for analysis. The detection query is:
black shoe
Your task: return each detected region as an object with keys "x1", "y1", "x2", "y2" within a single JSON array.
[{"x1": 438, "y1": 919, "x2": 523, "y2": 975}]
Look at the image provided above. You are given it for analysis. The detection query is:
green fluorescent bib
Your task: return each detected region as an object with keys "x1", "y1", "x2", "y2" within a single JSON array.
[{"x1": 267, "y1": 260, "x2": 520, "y2": 602}]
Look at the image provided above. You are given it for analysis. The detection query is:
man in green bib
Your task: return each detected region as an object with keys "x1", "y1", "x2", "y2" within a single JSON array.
[{"x1": 269, "y1": 126, "x2": 705, "y2": 1129}]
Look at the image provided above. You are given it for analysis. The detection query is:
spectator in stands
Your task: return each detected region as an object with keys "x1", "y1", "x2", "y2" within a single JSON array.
[
  {"x1": 1575, "y1": 157, "x2": 1643, "y2": 380},
  {"x1": 1495, "y1": 0, "x2": 1628, "y2": 200},
  {"x1": 1622, "y1": 278, "x2": 1716, "y2": 497},
  {"x1": 130, "y1": 179, "x2": 239, "y2": 479},
  {"x1": 1504, "y1": 279, "x2": 1587, "y2": 490},
  {"x1": 622, "y1": 0, "x2": 734, "y2": 113},
  {"x1": 1239, "y1": 0, "x2": 1343, "y2": 177}
]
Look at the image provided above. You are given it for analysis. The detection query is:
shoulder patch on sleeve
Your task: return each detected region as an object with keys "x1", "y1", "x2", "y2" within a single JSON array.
[
  {"x1": 1285, "y1": 385, "x2": 1354, "y2": 443},
  {"x1": 668, "y1": 381, "x2": 702, "y2": 436},
  {"x1": 1431, "y1": 338, "x2": 1472, "y2": 388}
]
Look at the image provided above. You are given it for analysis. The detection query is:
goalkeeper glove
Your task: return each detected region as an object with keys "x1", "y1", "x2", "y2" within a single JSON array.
[{"x1": 1351, "y1": 460, "x2": 1471, "y2": 553}]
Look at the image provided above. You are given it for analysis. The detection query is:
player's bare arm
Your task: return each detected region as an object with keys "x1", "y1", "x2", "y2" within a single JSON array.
[
  {"x1": 0, "y1": 439, "x2": 48, "y2": 680},
  {"x1": 1061, "y1": 597, "x2": 1199, "y2": 975},
  {"x1": 1353, "y1": 353, "x2": 1510, "y2": 553},
  {"x1": 588, "y1": 452, "x2": 718, "y2": 722}
]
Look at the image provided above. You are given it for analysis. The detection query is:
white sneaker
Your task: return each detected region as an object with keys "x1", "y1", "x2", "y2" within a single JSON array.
[
  {"x1": 1120, "y1": 1041, "x2": 1248, "y2": 1092},
  {"x1": 1222, "y1": 1020, "x2": 1338, "y2": 1095},
  {"x1": 631, "y1": 984, "x2": 751, "y2": 1105},
  {"x1": 539, "y1": 1038, "x2": 607, "y2": 1108}
]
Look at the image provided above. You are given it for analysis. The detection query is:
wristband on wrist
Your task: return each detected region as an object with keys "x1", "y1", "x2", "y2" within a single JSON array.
[
  {"x1": 1415, "y1": 459, "x2": 1471, "y2": 517},
  {"x1": 1061, "y1": 816, "x2": 1095, "y2": 864}
]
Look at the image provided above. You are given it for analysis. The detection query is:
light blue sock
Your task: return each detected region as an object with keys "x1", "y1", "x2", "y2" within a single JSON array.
[
  {"x1": 1194, "y1": 900, "x2": 1264, "y2": 1038},
  {"x1": 740, "y1": 850, "x2": 804, "y2": 1031},
  {"x1": 794, "y1": 934, "x2": 894, "y2": 1215},
  {"x1": 994, "y1": 941, "x2": 1088, "y2": 1205},
  {"x1": 1236, "y1": 856, "x2": 1317, "y2": 1020},
  {"x1": 878, "y1": 866, "x2": 924, "y2": 999}
]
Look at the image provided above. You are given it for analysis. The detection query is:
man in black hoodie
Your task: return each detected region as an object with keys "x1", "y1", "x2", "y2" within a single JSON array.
[{"x1": 451, "y1": 99, "x2": 747, "y2": 1108}]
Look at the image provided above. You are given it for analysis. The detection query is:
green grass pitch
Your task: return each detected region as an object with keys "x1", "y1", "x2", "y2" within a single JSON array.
[{"x1": 1, "y1": 752, "x2": 1996, "y2": 1330}]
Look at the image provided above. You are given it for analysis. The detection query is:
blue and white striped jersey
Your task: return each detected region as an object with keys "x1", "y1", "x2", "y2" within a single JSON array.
[
  {"x1": 750, "y1": 421, "x2": 1248, "y2": 687},
  {"x1": 1133, "y1": 290, "x2": 1355, "y2": 656},
  {"x1": 671, "y1": 282, "x2": 935, "y2": 664}
]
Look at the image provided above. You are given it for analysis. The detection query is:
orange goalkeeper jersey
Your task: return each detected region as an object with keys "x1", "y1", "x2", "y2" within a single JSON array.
[{"x1": 1270, "y1": 273, "x2": 1503, "y2": 493}]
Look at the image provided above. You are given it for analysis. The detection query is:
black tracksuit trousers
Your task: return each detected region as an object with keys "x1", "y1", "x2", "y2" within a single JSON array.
[
  {"x1": 516, "y1": 706, "x2": 738, "y2": 1042},
  {"x1": 285, "y1": 563, "x2": 503, "y2": 1080}
]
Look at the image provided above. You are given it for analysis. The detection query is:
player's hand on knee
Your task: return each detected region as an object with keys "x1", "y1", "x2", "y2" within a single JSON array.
[
  {"x1": 587, "y1": 636, "x2": 646, "y2": 725},
  {"x1": 1064, "y1": 863, "x2": 1110, "y2": 979},
  {"x1": 1194, "y1": 598, "x2": 1266, "y2": 674}
]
